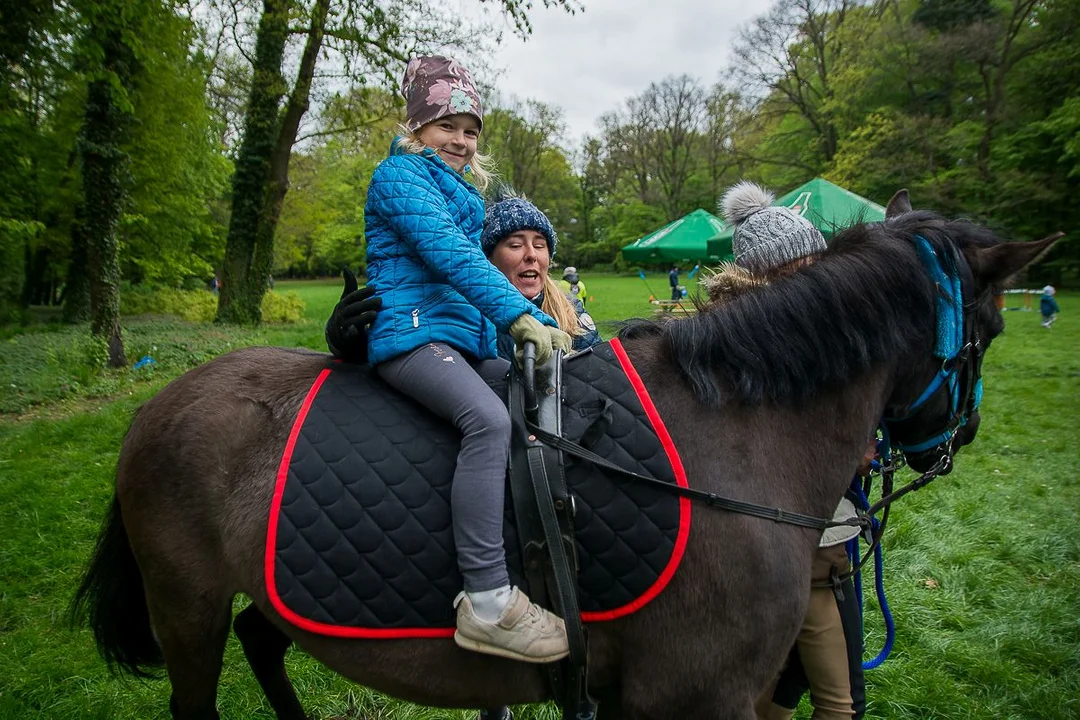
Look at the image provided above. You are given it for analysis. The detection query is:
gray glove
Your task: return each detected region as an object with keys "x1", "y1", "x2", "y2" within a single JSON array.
[{"x1": 508, "y1": 314, "x2": 572, "y2": 366}]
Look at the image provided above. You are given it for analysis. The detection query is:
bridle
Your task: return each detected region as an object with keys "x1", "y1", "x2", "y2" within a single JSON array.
[{"x1": 881, "y1": 235, "x2": 988, "y2": 472}]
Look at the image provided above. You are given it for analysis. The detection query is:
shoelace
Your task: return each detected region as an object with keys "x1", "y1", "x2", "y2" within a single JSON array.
[{"x1": 523, "y1": 602, "x2": 558, "y2": 631}]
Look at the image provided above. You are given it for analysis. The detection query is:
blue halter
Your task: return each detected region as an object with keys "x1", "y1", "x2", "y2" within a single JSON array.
[{"x1": 885, "y1": 235, "x2": 983, "y2": 455}]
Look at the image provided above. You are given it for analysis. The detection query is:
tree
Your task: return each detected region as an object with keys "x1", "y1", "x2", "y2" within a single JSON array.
[
  {"x1": 649, "y1": 75, "x2": 705, "y2": 221},
  {"x1": 731, "y1": 0, "x2": 858, "y2": 169},
  {"x1": 216, "y1": 0, "x2": 583, "y2": 324},
  {"x1": 73, "y1": 0, "x2": 146, "y2": 367},
  {"x1": 482, "y1": 99, "x2": 567, "y2": 199},
  {"x1": 701, "y1": 85, "x2": 746, "y2": 205}
]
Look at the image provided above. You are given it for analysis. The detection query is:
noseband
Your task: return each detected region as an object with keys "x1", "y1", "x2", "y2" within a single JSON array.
[{"x1": 882, "y1": 235, "x2": 986, "y2": 466}]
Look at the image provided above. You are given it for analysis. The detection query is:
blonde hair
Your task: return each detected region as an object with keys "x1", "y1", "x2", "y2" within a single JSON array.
[
  {"x1": 396, "y1": 126, "x2": 495, "y2": 191},
  {"x1": 542, "y1": 275, "x2": 585, "y2": 337}
]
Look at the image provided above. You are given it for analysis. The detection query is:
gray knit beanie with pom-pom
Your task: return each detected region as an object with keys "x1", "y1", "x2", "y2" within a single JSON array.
[{"x1": 720, "y1": 181, "x2": 826, "y2": 274}]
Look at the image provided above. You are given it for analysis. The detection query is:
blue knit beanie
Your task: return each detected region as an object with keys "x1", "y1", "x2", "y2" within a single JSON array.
[{"x1": 481, "y1": 194, "x2": 557, "y2": 258}]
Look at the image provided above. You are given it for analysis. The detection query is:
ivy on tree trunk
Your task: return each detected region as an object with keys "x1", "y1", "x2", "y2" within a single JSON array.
[
  {"x1": 79, "y1": 25, "x2": 134, "y2": 368},
  {"x1": 218, "y1": 0, "x2": 331, "y2": 325}
]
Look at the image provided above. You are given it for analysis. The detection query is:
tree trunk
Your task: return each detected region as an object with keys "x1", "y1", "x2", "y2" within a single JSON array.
[
  {"x1": 79, "y1": 24, "x2": 134, "y2": 367},
  {"x1": 62, "y1": 210, "x2": 91, "y2": 322},
  {"x1": 218, "y1": 0, "x2": 331, "y2": 324}
]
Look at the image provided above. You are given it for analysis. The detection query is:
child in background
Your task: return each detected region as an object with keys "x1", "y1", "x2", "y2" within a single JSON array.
[
  {"x1": 1041, "y1": 285, "x2": 1060, "y2": 327},
  {"x1": 364, "y1": 55, "x2": 570, "y2": 662}
]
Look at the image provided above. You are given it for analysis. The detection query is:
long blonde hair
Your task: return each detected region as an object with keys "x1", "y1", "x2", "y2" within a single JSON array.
[
  {"x1": 542, "y1": 275, "x2": 585, "y2": 337},
  {"x1": 395, "y1": 126, "x2": 495, "y2": 191}
]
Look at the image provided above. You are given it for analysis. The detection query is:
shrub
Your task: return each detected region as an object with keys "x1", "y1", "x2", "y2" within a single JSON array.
[
  {"x1": 261, "y1": 290, "x2": 304, "y2": 323},
  {"x1": 121, "y1": 287, "x2": 304, "y2": 324},
  {"x1": 121, "y1": 287, "x2": 217, "y2": 322}
]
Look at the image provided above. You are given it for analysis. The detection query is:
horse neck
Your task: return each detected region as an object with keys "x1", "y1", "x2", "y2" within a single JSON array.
[{"x1": 626, "y1": 339, "x2": 895, "y2": 521}]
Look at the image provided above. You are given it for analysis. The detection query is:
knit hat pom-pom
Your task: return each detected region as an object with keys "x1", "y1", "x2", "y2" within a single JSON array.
[
  {"x1": 721, "y1": 181, "x2": 775, "y2": 225},
  {"x1": 488, "y1": 182, "x2": 521, "y2": 207}
]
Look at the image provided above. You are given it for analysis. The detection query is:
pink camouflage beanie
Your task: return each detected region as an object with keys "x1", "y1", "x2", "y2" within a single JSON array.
[{"x1": 401, "y1": 55, "x2": 484, "y2": 133}]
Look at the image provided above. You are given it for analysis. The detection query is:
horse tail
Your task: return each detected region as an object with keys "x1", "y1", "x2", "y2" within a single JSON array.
[{"x1": 70, "y1": 495, "x2": 163, "y2": 677}]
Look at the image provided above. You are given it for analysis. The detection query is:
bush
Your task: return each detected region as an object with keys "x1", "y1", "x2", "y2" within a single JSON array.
[
  {"x1": 121, "y1": 287, "x2": 304, "y2": 324},
  {"x1": 261, "y1": 290, "x2": 304, "y2": 323},
  {"x1": 121, "y1": 287, "x2": 217, "y2": 322}
]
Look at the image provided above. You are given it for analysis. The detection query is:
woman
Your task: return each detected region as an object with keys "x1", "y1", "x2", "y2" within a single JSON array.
[
  {"x1": 711, "y1": 181, "x2": 866, "y2": 720},
  {"x1": 480, "y1": 190, "x2": 601, "y2": 360}
]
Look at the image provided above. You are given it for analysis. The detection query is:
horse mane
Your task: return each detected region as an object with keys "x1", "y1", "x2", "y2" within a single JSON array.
[{"x1": 621, "y1": 211, "x2": 995, "y2": 407}]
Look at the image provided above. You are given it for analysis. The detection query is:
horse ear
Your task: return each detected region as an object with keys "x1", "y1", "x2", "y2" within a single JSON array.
[
  {"x1": 965, "y1": 232, "x2": 1064, "y2": 286},
  {"x1": 885, "y1": 190, "x2": 912, "y2": 218}
]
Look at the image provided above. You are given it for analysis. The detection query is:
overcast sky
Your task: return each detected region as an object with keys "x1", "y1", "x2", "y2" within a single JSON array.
[{"x1": 477, "y1": 0, "x2": 776, "y2": 147}]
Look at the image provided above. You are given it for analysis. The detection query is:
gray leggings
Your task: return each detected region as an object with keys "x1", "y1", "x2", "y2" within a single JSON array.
[{"x1": 377, "y1": 343, "x2": 512, "y2": 592}]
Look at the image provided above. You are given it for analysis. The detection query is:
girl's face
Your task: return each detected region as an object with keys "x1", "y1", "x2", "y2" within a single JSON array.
[
  {"x1": 490, "y1": 230, "x2": 550, "y2": 299},
  {"x1": 416, "y1": 114, "x2": 480, "y2": 173}
]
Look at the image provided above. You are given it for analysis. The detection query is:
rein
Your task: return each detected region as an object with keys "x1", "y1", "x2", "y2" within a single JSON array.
[
  {"x1": 522, "y1": 346, "x2": 859, "y2": 534},
  {"x1": 522, "y1": 415, "x2": 856, "y2": 532}
]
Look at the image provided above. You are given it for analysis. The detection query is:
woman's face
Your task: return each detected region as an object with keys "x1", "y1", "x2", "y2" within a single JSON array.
[
  {"x1": 490, "y1": 230, "x2": 550, "y2": 299},
  {"x1": 416, "y1": 114, "x2": 479, "y2": 173}
]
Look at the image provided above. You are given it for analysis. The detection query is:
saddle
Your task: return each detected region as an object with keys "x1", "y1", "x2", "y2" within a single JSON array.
[{"x1": 266, "y1": 339, "x2": 690, "y2": 716}]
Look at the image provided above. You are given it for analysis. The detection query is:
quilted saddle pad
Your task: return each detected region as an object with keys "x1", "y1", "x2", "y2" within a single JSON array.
[{"x1": 266, "y1": 338, "x2": 691, "y2": 638}]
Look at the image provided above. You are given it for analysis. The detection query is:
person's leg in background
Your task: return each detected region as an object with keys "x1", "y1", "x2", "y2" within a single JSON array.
[
  {"x1": 797, "y1": 543, "x2": 864, "y2": 719},
  {"x1": 756, "y1": 542, "x2": 864, "y2": 720}
]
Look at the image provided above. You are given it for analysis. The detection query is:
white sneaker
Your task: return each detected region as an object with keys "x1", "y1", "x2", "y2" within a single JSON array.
[{"x1": 453, "y1": 587, "x2": 570, "y2": 663}]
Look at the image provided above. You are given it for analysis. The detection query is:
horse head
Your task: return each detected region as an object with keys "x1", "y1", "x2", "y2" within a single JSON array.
[{"x1": 877, "y1": 189, "x2": 1061, "y2": 473}]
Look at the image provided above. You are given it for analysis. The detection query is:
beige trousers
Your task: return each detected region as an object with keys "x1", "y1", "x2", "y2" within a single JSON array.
[{"x1": 756, "y1": 543, "x2": 859, "y2": 719}]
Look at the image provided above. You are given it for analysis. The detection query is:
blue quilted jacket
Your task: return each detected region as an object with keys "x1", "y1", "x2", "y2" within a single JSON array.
[{"x1": 365, "y1": 141, "x2": 555, "y2": 365}]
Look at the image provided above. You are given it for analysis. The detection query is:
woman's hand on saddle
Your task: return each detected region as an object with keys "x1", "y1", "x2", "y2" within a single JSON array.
[
  {"x1": 325, "y1": 268, "x2": 381, "y2": 364},
  {"x1": 509, "y1": 314, "x2": 572, "y2": 367}
]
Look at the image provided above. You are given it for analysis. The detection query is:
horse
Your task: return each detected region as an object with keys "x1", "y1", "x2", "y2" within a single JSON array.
[{"x1": 71, "y1": 192, "x2": 1057, "y2": 719}]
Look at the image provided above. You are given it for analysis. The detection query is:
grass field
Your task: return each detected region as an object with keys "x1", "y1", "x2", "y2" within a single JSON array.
[{"x1": 0, "y1": 274, "x2": 1077, "y2": 719}]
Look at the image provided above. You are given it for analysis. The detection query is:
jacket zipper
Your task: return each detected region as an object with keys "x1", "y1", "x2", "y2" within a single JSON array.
[{"x1": 411, "y1": 309, "x2": 419, "y2": 328}]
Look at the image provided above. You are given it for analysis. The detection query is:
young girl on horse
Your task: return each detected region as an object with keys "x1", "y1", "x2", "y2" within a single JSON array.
[{"x1": 363, "y1": 55, "x2": 571, "y2": 663}]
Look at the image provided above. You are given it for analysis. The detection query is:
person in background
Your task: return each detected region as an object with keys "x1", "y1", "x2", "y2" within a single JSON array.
[
  {"x1": 558, "y1": 265, "x2": 588, "y2": 308},
  {"x1": 709, "y1": 180, "x2": 866, "y2": 720},
  {"x1": 362, "y1": 54, "x2": 570, "y2": 663},
  {"x1": 1040, "y1": 285, "x2": 1060, "y2": 328},
  {"x1": 668, "y1": 264, "x2": 681, "y2": 301}
]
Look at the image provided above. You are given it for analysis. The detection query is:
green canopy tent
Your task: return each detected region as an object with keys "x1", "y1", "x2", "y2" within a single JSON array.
[
  {"x1": 621, "y1": 209, "x2": 728, "y2": 264},
  {"x1": 706, "y1": 178, "x2": 886, "y2": 259}
]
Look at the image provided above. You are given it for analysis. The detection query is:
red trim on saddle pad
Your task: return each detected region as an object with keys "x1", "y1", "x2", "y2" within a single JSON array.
[
  {"x1": 265, "y1": 343, "x2": 691, "y2": 638},
  {"x1": 264, "y1": 368, "x2": 456, "y2": 639},
  {"x1": 585, "y1": 338, "x2": 691, "y2": 621}
]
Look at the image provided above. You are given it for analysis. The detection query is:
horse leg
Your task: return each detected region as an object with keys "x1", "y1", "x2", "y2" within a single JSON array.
[
  {"x1": 234, "y1": 604, "x2": 308, "y2": 720},
  {"x1": 593, "y1": 685, "x2": 623, "y2": 720},
  {"x1": 143, "y1": 579, "x2": 233, "y2": 720}
]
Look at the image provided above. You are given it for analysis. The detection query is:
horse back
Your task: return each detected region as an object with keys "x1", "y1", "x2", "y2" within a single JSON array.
[{"x1": 115, "y1": 347, "x2": 332, "y2": 573}]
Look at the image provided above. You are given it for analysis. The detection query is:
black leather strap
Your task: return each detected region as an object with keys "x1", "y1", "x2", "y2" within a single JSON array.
[{"x1": 526, "y1": 420, "x2": 840, "y2": 532}]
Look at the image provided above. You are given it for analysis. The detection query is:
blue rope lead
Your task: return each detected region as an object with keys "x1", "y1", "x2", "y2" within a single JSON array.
[{"x1": 850, "y1": 483, "x2": 896, "y2": 671}]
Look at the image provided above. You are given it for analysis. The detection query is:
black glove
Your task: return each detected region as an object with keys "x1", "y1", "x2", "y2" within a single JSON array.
[{"x1": 325, "y1": 268, "x2": 381, "y2": 364}]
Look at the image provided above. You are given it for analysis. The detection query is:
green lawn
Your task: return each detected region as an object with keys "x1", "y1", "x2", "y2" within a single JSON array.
[{"x1": 0, "y1": 276, "x2": 1077, "y2": 719}]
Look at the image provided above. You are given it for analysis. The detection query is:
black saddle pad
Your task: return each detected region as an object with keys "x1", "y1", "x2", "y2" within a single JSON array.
[{"x1": 266, "y1": 339, "x2": 690, "y2": 638}]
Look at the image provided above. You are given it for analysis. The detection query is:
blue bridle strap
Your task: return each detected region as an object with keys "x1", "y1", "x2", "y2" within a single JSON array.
[
  {"x1": 913, "y1": 236, "x2": 963, "y2": 360},
  {"x1": 887, "y1": 235, "x2": 978, "y2": 453}
]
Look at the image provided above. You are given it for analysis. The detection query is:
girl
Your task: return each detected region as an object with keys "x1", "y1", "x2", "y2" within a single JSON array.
[{"x1": 364, "y1": 55, "x2": 571, "y2": 663}]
